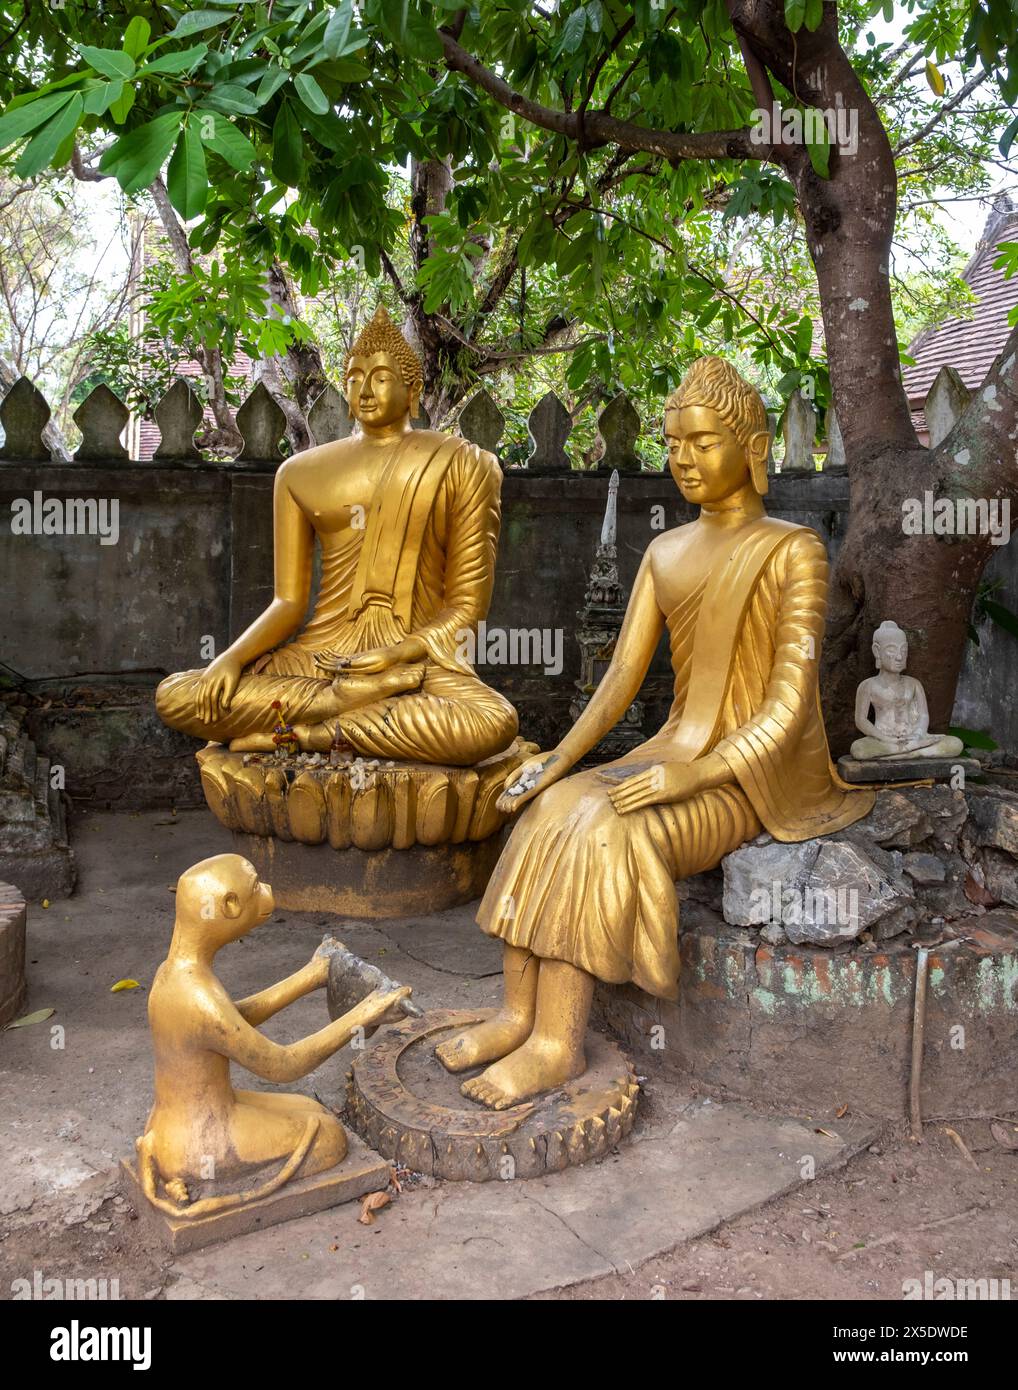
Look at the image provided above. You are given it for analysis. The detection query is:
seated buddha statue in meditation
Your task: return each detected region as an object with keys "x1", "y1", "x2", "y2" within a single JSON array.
[
  {"x1": 155, "y1": 306, "x2": 517, "y2": 766},
  {"x1": 437, "y1": 356, "x2": 874, "y2": 1109}
]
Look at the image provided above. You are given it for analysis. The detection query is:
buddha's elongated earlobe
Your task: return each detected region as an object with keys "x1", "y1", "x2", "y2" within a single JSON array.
[{"x1": 748, "y1": 430, "x2": 770, "y2": 495}]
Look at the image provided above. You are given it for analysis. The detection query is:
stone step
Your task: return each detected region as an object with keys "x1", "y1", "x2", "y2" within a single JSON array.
[{"x1": 0, "y1": 702, "x2": 75, "y2": 899}]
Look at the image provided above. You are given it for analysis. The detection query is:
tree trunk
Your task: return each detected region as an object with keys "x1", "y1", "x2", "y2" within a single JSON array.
[{"x1": 733, "y1": 2, "x2": 1016, "y2": 749}]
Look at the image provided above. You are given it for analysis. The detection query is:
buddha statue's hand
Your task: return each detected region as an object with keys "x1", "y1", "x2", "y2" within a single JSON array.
[
  {"x1": 194, "y1": 652, "x2": 243, "y2": 724},
  {"x1": 496, "y1": 751, "x2": 566, "y2": 814},
  {"x1": 605, "y1": 761, "x2": 702, "y2": 815},
  {"x1": 319, "y1": 636, "x2": 428, "y2": 675}
]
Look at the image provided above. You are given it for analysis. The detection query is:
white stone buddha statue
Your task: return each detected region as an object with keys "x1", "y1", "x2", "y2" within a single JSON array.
[{"x1": 850, "y1": 621, "x2": 964, "y2": 761}]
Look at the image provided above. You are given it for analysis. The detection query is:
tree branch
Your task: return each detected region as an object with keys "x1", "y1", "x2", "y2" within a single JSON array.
[
  {"x1": 438, "y1": 28, "x2": 767, "y2": 163},
  {"x1": 894, "y1": 73, "x2": 989, "y2": 156}
]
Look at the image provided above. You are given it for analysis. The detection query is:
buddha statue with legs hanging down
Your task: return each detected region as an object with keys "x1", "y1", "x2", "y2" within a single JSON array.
[
  {"x1": 437, "y1": 356, "x2": 875, "y2": 1110},
  {"x1": 155, "y1": 306, "x2": 517, "y2": 767}
]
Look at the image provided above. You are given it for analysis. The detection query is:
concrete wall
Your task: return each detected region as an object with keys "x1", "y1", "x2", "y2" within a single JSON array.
[{"x1": 0, "y1": 455, "x2": 1010, "y2": 808}]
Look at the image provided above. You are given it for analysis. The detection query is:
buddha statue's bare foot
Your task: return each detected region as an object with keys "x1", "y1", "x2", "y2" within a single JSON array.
[
  {"x1": 435, "y1": 1009, "x2": 534, "y2": 1073},
  {"x1": 329, "y1": 663, "x2": 425, "y2": 712},
  {"x1": 460, "y1": 1036, "x2": 585, "y2": 1110},
  {"x1": 229, "y1": 732, "x2": 278, "y2": 752}
]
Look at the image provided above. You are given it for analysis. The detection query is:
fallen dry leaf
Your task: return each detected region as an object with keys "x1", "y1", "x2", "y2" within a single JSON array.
[
  {"x1": 358, "y1": 1191, "x2": 391, "y2": 1226},
  {"x1": 990, "y1": 1121, "x2": 1018, "y2": 1151},
  {"x1": 964, "y1": 873, "x2": 998, "y2": 907},
  {"x1": 5, "y1": 1007, "x2": 55, "y2": 1029},
  {"x1": 835, "y1": 1104, "x2": 849, "y2": 1119},
  {"x1": 111, "y1": 978, "x2": 141, "y2": 993}
]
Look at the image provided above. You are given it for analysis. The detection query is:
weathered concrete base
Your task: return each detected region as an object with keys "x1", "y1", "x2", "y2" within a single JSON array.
[
  {"x1": 119, "y1": 1132, "x2": 389, "y2": 1254},
  {"x1": 347, "y1": 1009, "x2": 638, "y2": 1180},
  {"x1": 0, "y1": 702, "x2": 76, "y2": 901},
  {"x1": 0, "y1": 847, "x2": 75, "y2": 903},
  {"x1": 232, "y1": 831, "x2": 506, "y2": 917},
  {"x1": 837, "y1": 755, "x2": 979, "y2": 784},
  {"x1": 0, "y1": 880, "x2": 27, "y2": 1026},
  {"x1": 593, "y1": 905, "x2": 1018, "y2": 1120}
]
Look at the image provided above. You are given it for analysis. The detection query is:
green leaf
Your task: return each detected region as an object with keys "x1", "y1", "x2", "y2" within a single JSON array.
[
  {"x1": 323, "y1": 1, "x2": 356, "y2": 58},
  {"x1": 110, "y1": 82, "x2": 136, "y2": 126},
  {"x1": 949, "y1": 726, "x2": 998, "y2": 751},
  {"x1": 14, "y1": 94, "x2": 83, "y2": 176},
  {"x1": 0, "y1": 91, "x2": 86, "y2": 152},
  {"x1": 136, "y1": 45, "x2": 209, "y2": 77},
  {"x1": 806, "y1": 125, "x2": 831, "y2": 178},
  {"x1": 78, "y1": 45, "x2": 136, "y2": 80},
  {"x1": 557, "y1": 6, "x2": 588, "y2": 56},
  {"x1": 123, "y1": 16, "x2": 151, "y2": 60},
  {"x1": 795, "y1": 315, "x2": 813, "y2": 357},
  {"x1": 170, "y1": 9, "x2": 233, "y2": 38},
  {"x1": 784, "y1": 0, "x2": 807, "y2": 32},
  {"x1": 83, "y1": 82, "x2": 117, "y2": 116},
  {"x1": 197, "y1": 111, "x2": 257, "y2": 171},
  {"x1": 167, "y1": 122, "x2": 209, "y2": 220},
  {"x1": 999, "y1": 112, "x2": 1018, "y2": 158},
  {"x1": 983, "y1": 598, "x2": 1018, "y2": 639},
  {"x1": 272, "y1": 100, "x2": 304, "y2": 185},
  {"x1": 294, "y1": 71, "x2": 330, "y2": 115},
  {"x1": 99, "y1": 111, "x2": 183, "y2": 193},
  {"x1": 256, "y1": 65, "x2": 291, "y2": 103},
  {"x1": 801, "y1": 0, "x2": 828, "y2": 30},
  {"x1": 202, "y1": 83, "x2": 263, "y2": 114}
]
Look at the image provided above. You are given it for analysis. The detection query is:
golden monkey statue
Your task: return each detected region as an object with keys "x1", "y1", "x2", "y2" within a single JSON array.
[
  {"x1": 134, "y1": 853, "x2": 409, "y2": 1220},
  {"x1": 437, "y1": 357, "x2": 875, "y2": 1109},
  {"x1": 155, "y1": 305, "x2": 517, "y2": 766}
]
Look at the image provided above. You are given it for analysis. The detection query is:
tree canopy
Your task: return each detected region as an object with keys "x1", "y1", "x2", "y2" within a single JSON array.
[{"x1": 1, "y1": 2, "x2": 1014, "y2": 424}]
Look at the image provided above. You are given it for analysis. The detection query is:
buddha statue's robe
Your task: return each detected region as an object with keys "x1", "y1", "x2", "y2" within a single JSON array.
[
  {"x1": 156, "y1": 432, "x2": 518, "y2": 766},
  {"x1": 478, "y1": 519, "x2": 874, "y2": 999}
]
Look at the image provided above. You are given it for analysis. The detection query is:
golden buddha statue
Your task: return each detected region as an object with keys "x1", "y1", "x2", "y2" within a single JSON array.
[
  {"x1": 155, "y1": 306, "x2": 517, "y2": 767},
  {"x1": 437, "y1": 357, "x2": 874, "y2": 1109}
]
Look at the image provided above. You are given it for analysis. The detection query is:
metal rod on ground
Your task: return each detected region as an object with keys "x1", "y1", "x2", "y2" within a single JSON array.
[{"x1": 909, "y1": 945, "x2": 931, "y2": 1141}]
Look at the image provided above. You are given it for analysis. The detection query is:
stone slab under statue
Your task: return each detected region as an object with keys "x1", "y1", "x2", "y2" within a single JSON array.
[
  {"x1": 837, "y1": 620, "x2": 969, "y2": 786},
  {"x1": 155, "y1": 305, "x2": 532, "y2": 915},
  {"x1": 123, "y1": 853, "x2": 418, "y2": 1252}
]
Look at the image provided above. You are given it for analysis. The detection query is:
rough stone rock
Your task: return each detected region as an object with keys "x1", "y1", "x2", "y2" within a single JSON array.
[
  {"x1": 965, "y1": 787, "x2": 1018, "y2": 857},
  {"x1": 980, "y1": 849, "x2": 1018, "y2": 908},
  {"x1": 851, "y1": 789, "x2": 930, "y2": 848},
  {"x1": 911, "y1": 853, "x2": 974, "y2": 920},
  {"x1": 721, "y1": 826, "x2": 920, "y2": 946},
  {"x1": 909, "y1": 786, "x2": 968, "y2": 850},
  {"x1": 786, "y1": 839, "x2": 918, "y2": 946},
  {"x1": 902, "y1": 851, "x2": 947, "y2": 884},
  {"x1": 721, "y1": 838, "x2": 819, "y2": 926}
]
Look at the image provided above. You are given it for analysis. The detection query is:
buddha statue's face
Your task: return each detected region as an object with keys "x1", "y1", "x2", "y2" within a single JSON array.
[
  {"x1": 874, "y1": 630, "x2": 908, "y2": 674},
  {"x1": 345, "y1": 352, "x2": 413, "y2": 431},
  {"x1": 664, "y1": 405, "x2": 764, "y2": 504}
]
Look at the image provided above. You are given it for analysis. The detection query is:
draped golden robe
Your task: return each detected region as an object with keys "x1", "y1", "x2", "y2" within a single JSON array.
[
  {"x1": 156, "y1": 435, "x2": 518, "y2": 765},
  {"x1": 477, "y1": 523, "x2": 874, "y2": 1000}
]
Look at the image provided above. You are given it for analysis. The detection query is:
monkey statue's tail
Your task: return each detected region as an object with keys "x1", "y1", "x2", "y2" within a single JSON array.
[{"x1": 134, "y1": 1117, "x2": 319, "y2": 1220}]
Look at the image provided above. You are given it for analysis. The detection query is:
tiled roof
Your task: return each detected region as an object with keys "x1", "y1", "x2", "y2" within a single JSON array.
[{"x1": 903, "y1": 196, "x2": 1018, "y2": 404}]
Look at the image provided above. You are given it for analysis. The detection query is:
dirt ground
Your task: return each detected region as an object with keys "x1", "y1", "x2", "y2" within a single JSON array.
[{"x1": 1, "y1": 1114, "x2": 1014, "y2": 1301}]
